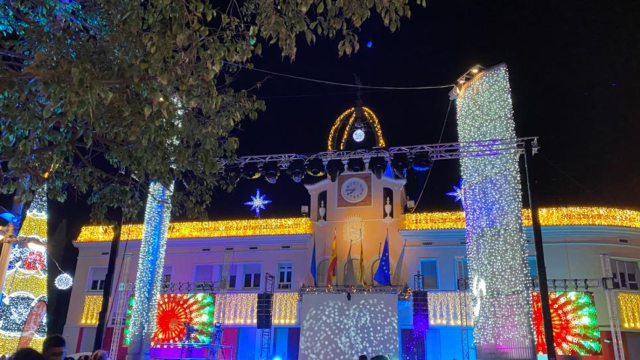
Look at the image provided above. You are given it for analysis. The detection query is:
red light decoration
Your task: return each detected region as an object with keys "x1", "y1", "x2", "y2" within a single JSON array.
[
  {"x1": 532, "y1": 291, "x2": 602, "y2": 355},
  {"x1": 23, "y1": 252, "x2": 45, "y2": 272},
  {"x1": 151, "y1": 294, "x2": 215, "y2": 346}
]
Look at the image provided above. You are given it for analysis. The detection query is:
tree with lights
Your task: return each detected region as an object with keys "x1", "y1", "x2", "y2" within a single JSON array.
[{"x1": 0, "y1": 0, "x2": 421, "y2": 221}]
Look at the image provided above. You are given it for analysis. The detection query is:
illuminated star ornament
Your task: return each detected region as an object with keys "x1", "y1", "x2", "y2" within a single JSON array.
[
  {"x1": 244, "y1": 189, "x2": 272, "y2": 218},
  {"x1": 446, "y1": 180, "x2": 465, "y2": 204}
]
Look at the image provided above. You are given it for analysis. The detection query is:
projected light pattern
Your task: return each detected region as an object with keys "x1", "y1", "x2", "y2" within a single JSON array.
[
  {"x1": 300, "y1": 294, "x2": 398, "y2": 360},
  {"x1": 0, "y1": 192, "x2": 48, "y2": 355},
  {"x1": 456, "y1": 64, "x2": 534, "y2": 352},
  {"x1": 532, "y1": 292, "x2": 601, "y2": 355},
  {"x1": 618, "y1": 292, "x2": 640, "y2": 329}
]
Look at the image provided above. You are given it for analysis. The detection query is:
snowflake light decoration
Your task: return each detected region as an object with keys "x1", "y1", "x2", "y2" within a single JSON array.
[
  {"x1": 55, "y1": 273, "x2": 73, "y2": 290},
  {"x1": 446, "y1": 180, "x2": 465, "y2": 204},
  {"x1": 244, "y1": 189, "x2": 272, "y2": 218}
]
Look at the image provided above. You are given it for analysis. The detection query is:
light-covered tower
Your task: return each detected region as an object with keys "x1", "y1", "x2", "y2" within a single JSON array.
[{"x1": 454, "y1": 64, "x2": 535, "y2": 359}]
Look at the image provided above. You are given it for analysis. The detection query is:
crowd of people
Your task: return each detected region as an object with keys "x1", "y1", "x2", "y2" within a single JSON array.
[{"x1": 5, "y1": 335, "x2": 108, "y2": 360}]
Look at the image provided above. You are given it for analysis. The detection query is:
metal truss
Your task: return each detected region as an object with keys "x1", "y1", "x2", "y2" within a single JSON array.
[
  {"x1": 259, "y1": 273, "x2": 276, "y2": 360},
  {"x1": 531, "y1": 278, "x2": 604, "y2": 291},
  {"x1": 220, "y1": 137, "x2": 539, "y2": 169}
]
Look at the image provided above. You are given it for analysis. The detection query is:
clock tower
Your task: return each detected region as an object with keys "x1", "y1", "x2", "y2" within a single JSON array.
[{"x1": 305, "y1": 104, "x2": 409, "y2": 287}]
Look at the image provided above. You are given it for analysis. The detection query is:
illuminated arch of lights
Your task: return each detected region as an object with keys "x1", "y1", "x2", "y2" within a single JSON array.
[{"x1": 327, "y1": 106, "x2": 386, "y2": 151}]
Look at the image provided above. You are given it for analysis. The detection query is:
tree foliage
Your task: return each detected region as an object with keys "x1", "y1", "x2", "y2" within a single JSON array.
[{"x1": 0, "y1": 0, "x2": 418, "y2": 221}]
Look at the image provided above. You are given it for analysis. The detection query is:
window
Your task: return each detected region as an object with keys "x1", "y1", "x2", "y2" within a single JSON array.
[
  {"x1": 455, "y1": 257, "x2": 469, "y2": 290},
  {"x1": 612, "y1": 259, "x2": 640, "y2": 290},
  {"x1": 163, "y1": 266, "x2": 172, "y2": 284},
  {"x1": 528, "y1": 258, "x2": 539, "y2": 283},
  {"x1": 243, "y1": 264, "x2": 261, "y2": 289},
  {"x1": 88, "y1": 267, "x2": 108, "y2": 292},
  {"x1": 278, "y1": 263, "x2": 293, "y2": 289},
  {"x1": 420, "y1": 260, "x2": 438, "y2": 289},
  {"x1": 213, "y1": 264, "x2": 237, "y2": 289},
  {"x1": 194, "y1": 265, "x2": 214, "y2": 285}
]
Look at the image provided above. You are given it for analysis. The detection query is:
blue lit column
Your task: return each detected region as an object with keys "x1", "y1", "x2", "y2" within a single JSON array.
[
  {"x1": 455, "y1": 64, "x2": 535, "y2": 359},
  {"x1": 126, "y1": 182, "x2": 173, "y2": 360}
]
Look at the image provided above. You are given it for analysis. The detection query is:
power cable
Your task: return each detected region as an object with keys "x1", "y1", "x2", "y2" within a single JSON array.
[
  {"x1": 225, "y1": 62, "x2": 454, "y2": 90},
  {"x1": 411, "y1": 99, "x2": 453, "y2": 213}
]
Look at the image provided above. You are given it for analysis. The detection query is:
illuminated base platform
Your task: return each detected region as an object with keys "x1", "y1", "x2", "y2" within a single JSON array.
[{"x1": 150, "y1": 342, "x2": 233, "y2": 360}]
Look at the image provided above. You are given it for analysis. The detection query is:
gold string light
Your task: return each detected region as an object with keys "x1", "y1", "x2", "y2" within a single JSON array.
[
  {"x1": 328, "y1": 106, "x2": 386, "y2": 151},
  {"x1": 273, "y1": 292, "x2": 299, "y2": 325},
  {"x1": 618, "y1": 292, "x2": 640, "y2": 329},
  {"x1": 76, "y1": 217, "x2": 312, "y2": 242},
  {"x1": 403, "y1": 207, "x2": 640, "y2": 231},
  {"x1": 80, "y1": 295, "x2": 103, "y2": 325}
]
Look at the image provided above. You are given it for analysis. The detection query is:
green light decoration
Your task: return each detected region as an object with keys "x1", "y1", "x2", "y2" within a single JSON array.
[
  {"x1": 532, "y1": 291, "x2": 602, "y2": 355},
  {"x1": 124, "y1": 294, "x2": 215, "y2": 347}
]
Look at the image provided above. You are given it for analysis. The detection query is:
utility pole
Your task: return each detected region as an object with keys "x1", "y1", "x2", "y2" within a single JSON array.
[{"x1": 523, "y1": 139, "x2": 557, "y2": 360}]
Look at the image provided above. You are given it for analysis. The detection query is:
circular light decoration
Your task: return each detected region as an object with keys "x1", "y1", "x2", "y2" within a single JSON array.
[
  {"x1": 55, "y1": 273, "x2": 73, "y2": 290},
  {"x1": 352, "y1": 129, "x2": 365, "y2": 142}
]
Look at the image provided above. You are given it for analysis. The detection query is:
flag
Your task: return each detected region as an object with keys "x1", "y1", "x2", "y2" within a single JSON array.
[
  {"x1": 344, "y1": 242, "x2": 356, "y2": 286},
  {"x1": 374, "y1": 235, "x2": 391, "y2": 286},
  {"x1": 326, "y1": 231, "x2": 338, "y2": 286},
  {"x1": 308, "y1": 236, "x2": 317, "y2": 287},
  {"x1": 359, "y1": 241, "x2": 367, "y2": 287},
  {"x1": 392, "y1": 240, "x2": 406, "y2": 285}
]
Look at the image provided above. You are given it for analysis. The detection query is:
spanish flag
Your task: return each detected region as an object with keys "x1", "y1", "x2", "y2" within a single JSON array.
[{"x1": 326, "y1": 231, "x2": 337, "y2": 286}]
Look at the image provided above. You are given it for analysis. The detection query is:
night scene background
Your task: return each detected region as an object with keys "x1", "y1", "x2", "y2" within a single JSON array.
[{"x1": 2, "y1": 0, "x2": 640, "y2": 333}]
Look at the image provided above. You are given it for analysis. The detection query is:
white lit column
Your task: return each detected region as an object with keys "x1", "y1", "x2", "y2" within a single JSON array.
[
  {"x1": 455, "y1": 64, "x2": 535, "y2": 359},
  {"x1": 126, "y1": 182, "x2": 173, "y2": 360}
]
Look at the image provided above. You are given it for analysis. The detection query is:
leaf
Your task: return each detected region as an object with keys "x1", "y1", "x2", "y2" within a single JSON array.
[
  {"x1": 43, "y1": 104, "x2": 53, "y2": 118},
  {"x1": 144, "y1": 105, "x2": 152, "y2": 119},
  {"x1": 317, "y1": 2, "x2": 324, "y2": 13}
]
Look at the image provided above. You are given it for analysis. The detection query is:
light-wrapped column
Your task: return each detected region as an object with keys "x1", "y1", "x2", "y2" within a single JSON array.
[
  {"x1": 455, "y1": 64, "x2": 534, "y2": 359},
  {"x1": 126, "y1": 182, "x2": 173, "y2": 360}
]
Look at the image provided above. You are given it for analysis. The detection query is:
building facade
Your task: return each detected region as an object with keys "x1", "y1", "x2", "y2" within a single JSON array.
[{"x1": 64, "y1": 171, "x2": 640, "y2": 360}]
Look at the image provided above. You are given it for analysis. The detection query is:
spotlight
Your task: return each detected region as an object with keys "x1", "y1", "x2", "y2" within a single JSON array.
[
  {"x1": 306, "y1": 158, "x2": 326, "y2": 177},
  {"x1": 262, "y1": 162, "x2": 280, "y2": 184},
  {"x1": 391, "y1": 154, "x2": 409, "y2": 179},
  {"x1": 225, "y1": 167, "x2": 241, "y2": 186},
  {"x1": 347, "y1": 158, "x2": 365, "y2": 172},
  {"x1": 326, "y1": 159, "x2": 344, "y2": 182},
  {"x1": 287, "y1": 160, "x2": 306, "y2": 183},
  {"x1": 368, "y1": 156, "x2": 387, "y2": 179},
  {"x1": 411, "y1": 154, "x2": 433, "y2": 171},
  {"x1": 242, "y1": 164, "x2": 261, "y2": 180}
]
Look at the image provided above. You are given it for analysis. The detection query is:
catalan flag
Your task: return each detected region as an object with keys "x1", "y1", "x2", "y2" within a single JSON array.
[{"x1": 326, "y1": 231, "x2": 337, "y2": 286}]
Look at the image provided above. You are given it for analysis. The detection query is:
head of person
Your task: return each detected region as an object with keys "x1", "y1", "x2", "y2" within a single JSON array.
[
  {"x1": 371, "y1": 356, "x2": 389, "y2": 360},
  {"x1": 90, "y1": 351, "x2": 108, "y2": 360},
  {"x1": 42, "y1": 335, "x2": 66, "y2": 360},
  {"x1": 358, "y1": 356, "x2": 368, "y2": 360},
  {"x1": 11, "y1": 348, "x2": 46, "y2": 360}
]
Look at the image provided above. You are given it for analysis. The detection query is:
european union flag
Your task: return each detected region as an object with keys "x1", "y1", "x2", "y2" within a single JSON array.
[
  {"x1": 374, "y1": 235, "x2": 391, "y2": 286},
  {"x1": 310, "y1": 238, "x2": 317, "y2": 286}
]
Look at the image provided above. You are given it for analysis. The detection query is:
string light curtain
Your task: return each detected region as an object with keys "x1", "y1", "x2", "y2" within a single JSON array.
[
  {"x1": 455, "y1": 64, "x2": 535, "y2": 358},
  {"x1": 80, "y1": 295, "x2": 103, "y2": 325},
  {"x1": 618, "y1": 292, "x2": 640, "y2": 329},
  {"x1": 213, "y1": 293, "x2": 299, "y2": 325}
]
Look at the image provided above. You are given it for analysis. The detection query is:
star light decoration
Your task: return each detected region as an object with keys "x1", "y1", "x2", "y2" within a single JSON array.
[
  {"x1": 455, "y1": 64, "x2": 534, "y2": 352},
  {"x1": 244, "y1": 189, "x2": 272, "y2": 218},
  {"x1": 446, "y1": 180, "x2": 465, "y2": 205}
]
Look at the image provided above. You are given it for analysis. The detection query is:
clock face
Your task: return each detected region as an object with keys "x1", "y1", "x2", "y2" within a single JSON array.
[
  {"x1": 341, "y1": 178, "x2": 368, "y2": 203},
  {"x1": 352, "y1": 129, "x2": 365, "y2": 142}
]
